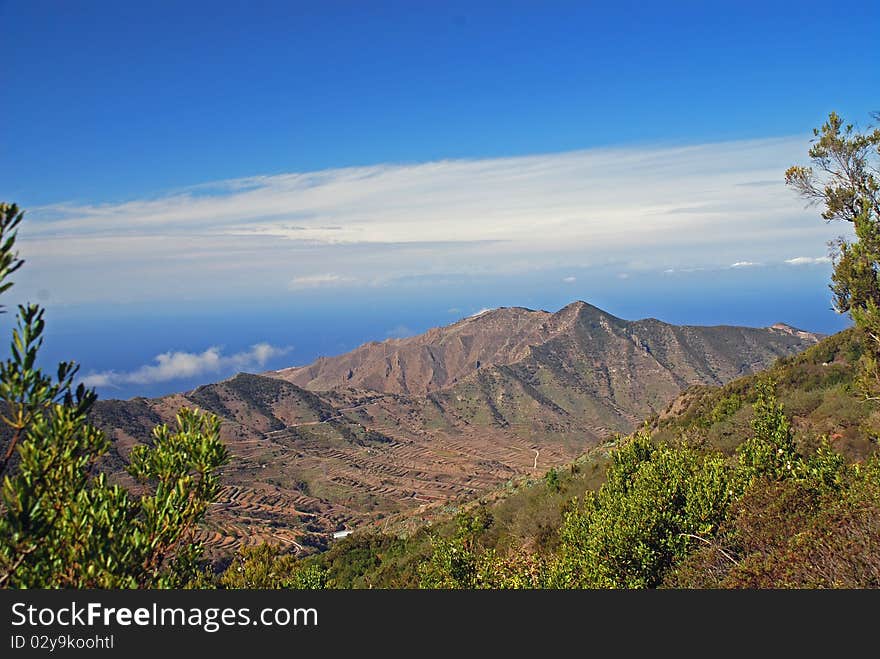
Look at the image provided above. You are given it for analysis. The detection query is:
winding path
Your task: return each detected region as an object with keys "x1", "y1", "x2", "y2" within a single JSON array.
[{"x1": 263, "y1": 398, "x2": 389, "y2": 435}]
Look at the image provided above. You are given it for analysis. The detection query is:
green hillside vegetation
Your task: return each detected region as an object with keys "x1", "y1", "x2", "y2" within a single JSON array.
[
  {"x1": 213, "y1": 327, "x2": 880, "y2": 588},
  {"x1": 652, "y1": 327, "x2": 876, "y2": 462}
]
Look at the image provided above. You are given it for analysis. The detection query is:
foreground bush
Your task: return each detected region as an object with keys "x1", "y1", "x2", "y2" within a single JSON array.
[{"x1": 0, "y1": 203, "x2": 228, "y2": 588}]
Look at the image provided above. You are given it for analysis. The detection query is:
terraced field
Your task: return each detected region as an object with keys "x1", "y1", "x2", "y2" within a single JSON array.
[{"x1": 93, "y1": 376, "x2": 585, "y2": 555}]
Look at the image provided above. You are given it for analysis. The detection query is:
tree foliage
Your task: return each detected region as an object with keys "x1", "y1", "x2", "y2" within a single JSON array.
[
  {"x1": 786, "y1": 112, "x2": 880, "y2": 398},
  {"x1": 0, "y1": 202, "x2": 229, "y2": 588}
]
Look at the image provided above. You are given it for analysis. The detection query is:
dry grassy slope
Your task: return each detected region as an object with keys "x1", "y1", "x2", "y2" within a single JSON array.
[{"x1": 90, "y1": 301, "x2": 821, "y2": 554}]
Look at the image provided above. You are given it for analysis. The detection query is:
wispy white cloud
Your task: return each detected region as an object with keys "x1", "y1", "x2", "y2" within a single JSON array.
[
  {"x1": 287, "y1": 273, "x2": 355, "y2": 289},
  {"x1": 785, "y1": 256, "x2": 832, "y2": 265},
  {"x1": 562, "y1": 276, "x2": 577, "y2": 283},
  {"x1": 730, "y1": 261, "x2": 760, "y2": 268},
  {"x1": 469, "y1": 307, "x2": 494, "y2": 318},
  {"x1": 81, "y1": 343, "x2": 289, "y2": 387},
  {"x1": 17, "y1": 136, "x2": 853, "y2": 305}
]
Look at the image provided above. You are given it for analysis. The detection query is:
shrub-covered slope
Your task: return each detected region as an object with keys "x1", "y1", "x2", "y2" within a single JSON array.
[{"x1": 235, "y1": 327, "x2": 879, "y2": 589}]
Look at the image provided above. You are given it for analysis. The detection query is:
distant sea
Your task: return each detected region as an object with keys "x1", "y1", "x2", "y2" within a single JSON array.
[{"x1": 0, "y1": 265, "x2": 850, "y2": 401}]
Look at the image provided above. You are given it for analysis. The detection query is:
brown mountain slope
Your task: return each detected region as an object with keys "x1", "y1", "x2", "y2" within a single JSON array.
[
  {"x1": 91, "y1": 301, "x2": 821, "y2": 553},
  {"x1": 392, "y1": 302, "x2": 823, "y2": 447},
  {"x1": 274, "y1": 305, "x2": 560, "y2": 394},
  {"x1": 274, "y1": 301, "x2": 821, "y2": 401}
]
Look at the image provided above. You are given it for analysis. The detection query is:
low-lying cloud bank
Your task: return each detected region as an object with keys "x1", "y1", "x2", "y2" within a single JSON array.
[{"x1": 81, "y1": 343, "x2": 289, "y2": 388}]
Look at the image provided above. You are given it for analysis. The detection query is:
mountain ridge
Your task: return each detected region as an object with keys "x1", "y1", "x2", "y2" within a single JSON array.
[{"x1": 271, "y1": 300, "x2": 821, "y2": 398}]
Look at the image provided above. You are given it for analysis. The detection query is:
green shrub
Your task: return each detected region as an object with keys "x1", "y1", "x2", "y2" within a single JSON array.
[
  {"x1": 219, "y1": 544, "x2": 327, "y2": 589},
  {"x1": 419, "y1": 513, "x2": 547, "y2": 589},
  {"x1": 736, "y1": 379, "x2": 798, "y2": 485},
  {"x1": 551, "y1": 431, "x2": 733, "y2": 588}
]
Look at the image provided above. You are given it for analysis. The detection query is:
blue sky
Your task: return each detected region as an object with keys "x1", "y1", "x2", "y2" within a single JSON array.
[{"x1": 0, "y1": 1, "x2": 877, "y2": 398}]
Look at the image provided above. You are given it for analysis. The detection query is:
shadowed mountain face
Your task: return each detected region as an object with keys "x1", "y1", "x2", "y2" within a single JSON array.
[{"x1": 91, "y1": 301, "x2": 821, "y2": 552}]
